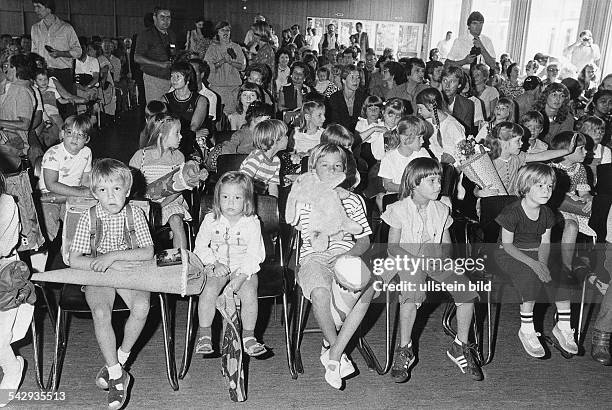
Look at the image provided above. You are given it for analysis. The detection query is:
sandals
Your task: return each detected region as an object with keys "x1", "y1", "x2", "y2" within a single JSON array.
[
  {"x1": 195, "y1": 336, "x2": 214, "y2": 355},
  {"x1": 243, "y1": 337, "x2": 268, "y2": 357}
]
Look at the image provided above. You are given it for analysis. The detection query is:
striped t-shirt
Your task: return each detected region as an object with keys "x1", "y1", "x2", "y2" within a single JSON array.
[
  {"x1": 290, "y1": 192, "x2": 372, "y2": 261},
  {"x1": 240, "y1": 149, "x2": 281, "y2": 186}
]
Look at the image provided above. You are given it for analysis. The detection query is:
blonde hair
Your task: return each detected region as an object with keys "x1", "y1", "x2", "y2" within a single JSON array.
[
  {"x1": 252, "y1": 119, "x2": 287, "y2": 150},
  {"x1": 516, "y1": 163, "x2": 556, "y2": 198},
  {"x1": 142, "y1": 113, "x2": 181, "y2": 156},
  {"x1": 307, "y1": 143, "x2": 347, "y2": 172},
  {"x1": 211, "y1": 171, "x2": 255, "y2": 220},
  {"x1": 321, "y1": 124, "x2": 354, "y2": 148},
  {"x1": 90, "y1": 158, "x2": 133, "y2": 191},
  {"x1": 299, "y1": 100, "x2": 325, "y2": 132},
  {"x1": 483, "y1": 121, "x2": 524, "y2": 160},
  {"x1": 62, "y1": 114, "x2": 94, "y2": 142}
]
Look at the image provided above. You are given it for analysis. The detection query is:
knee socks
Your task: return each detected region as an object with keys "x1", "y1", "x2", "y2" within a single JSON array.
[
  {"x1": 520, "y1": 311, "x2": 535, "y2": 334},
  {"x1": 557, "y1": 308, "x2": 572, "y2": 331}
]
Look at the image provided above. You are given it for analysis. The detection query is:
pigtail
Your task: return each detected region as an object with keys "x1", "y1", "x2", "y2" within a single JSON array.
[{"x1": 432, "y1": 99, "x2": 443, "y2": 148}]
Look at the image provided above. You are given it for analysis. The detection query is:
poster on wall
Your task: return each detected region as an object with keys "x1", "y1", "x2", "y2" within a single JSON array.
[{"x1": 308, "y1": 16, "x2": 424, "y2": 59}]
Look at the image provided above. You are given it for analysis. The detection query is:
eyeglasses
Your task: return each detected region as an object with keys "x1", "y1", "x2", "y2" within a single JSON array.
[{"x1": 64, "y1": 130, "x2": 88, "y2": 140}]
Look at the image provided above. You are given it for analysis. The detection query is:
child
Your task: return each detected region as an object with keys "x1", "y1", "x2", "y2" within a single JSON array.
[
  {"x1": 239, "y1": 119, "x2": 288, "y2": 197},
  {"x1": 138, "y1": 100, "x2": 168, "y2": 149},
  {"x1": 320, "y1": 124, "x2": 359, "y2": 190},
  {"x1": 495, "y1": 163, "x2": 578, "y2": 357},
  {"x1": 293, "y1": 100, "x2": 326, "y2": 154},
  {"x1": 33, "y1": 68, "x2": 84, "y2": 134},
  {"x1": 415, "y1": 88, "x2": 464, "y2": 165},
  {"x1": 70, "y1": 159, "x2": 154, "y2": 410},
  {"x1": 576, "y1": 115, "x2": 611, "y2": 184},
  {"x1": 475, "y1": 98, "x2": 517, "y2": 143},
  {"x1": 290, "y1": 143, "x2": 373, "y2": 389},
  {"x1": 476, "y1": 122, "x2": 576, "y2": 198},
  {"x1": 359, "y1": 98, "x2": 403, "y2": 168},
  {"x1": 379, "y1": 116, "x2": 432, "y2": 193},
  {"x1": 314, "y1": 67, "x2": 338, "y2": 97},
  {"x1": 193, "y1": 171, "x2": 267, "y2": 356},
  {"x1": 221, "y1": 101, "x2": 273, "y2": 154},
  {"x1": 383, "y1": 157, "x2": 482, "y2": 382},
  {"x1": 549, "y1": 131, "x2": 594, "y2": 274},
  {"x1": 355, "y1": 96, "x2": 386, "y2": 167},
  {"x1": 129, "y1": 114, "x2": 192, "y2": 249},
  {"x1": 520, "y1": 111, "x2": 548, "y2": 154},
  {"x1": 228, "y1": 82, "x2": 262, "y2": 130}
]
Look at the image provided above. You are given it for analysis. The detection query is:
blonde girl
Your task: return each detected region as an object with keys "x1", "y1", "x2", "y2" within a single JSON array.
[
  {"x1": 476, "y1": 97, "x2": 517, "y2": 141},
  {"x1": 293, "y1": 100, "x2": 326, "y2": 153}
]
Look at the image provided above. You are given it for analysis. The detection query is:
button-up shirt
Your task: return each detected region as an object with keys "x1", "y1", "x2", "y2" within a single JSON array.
[{"x1": 31, "y1": 15, "x2": 81, "y2": 69}]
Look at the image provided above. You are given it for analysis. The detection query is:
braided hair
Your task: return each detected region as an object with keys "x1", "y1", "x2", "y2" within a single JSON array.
[{"x1": 416, "y1": 88, "x2": 449, "y2": 148}]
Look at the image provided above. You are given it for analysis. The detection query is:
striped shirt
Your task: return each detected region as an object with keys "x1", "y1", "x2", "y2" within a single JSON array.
[
  {"x1": 240, "y1": 149, "x2": 281, "y2": 186},
  {"x1": 290, "y1": 192, "x2": 371, "y2": 261}
]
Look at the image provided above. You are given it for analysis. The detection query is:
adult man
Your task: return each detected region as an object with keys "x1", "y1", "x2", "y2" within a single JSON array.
[
  {"x1": 564, "y1": 29, "x2": 601, "y2": 74},
  {"x1": 290, "y1": 24, "x2": 305, "y2": 49},
  {"x1": 30, "y1": 0, "x2": 81, "y2": 109},
  {"x1": 319, "y1": 24, "x2": 339, "y2": 55},
  {"x1": 350, "y1": 22, "x2": 369, "y2": 61},
  {"x1": 134, "y1": 7, "x2": 176, "y2": 103},
  {"x1": 436, "y1": 31, "x2": 453, "y2": 60},
  {"x1": 446, "y1": 11, "x2": 495, "y2": 70},
  {"x1": 533, "y1": 53, "x2": 550, "y2": 78},
  {"x1": 363, "y1": 50, "x2": 377, "y2": 90}
]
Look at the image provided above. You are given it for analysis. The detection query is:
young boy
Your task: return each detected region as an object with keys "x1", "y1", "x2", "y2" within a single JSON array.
[
  {"x1": 69, "y1": 158, "x2": 154, "y2": 410},
  {"x1": 520, "y1": 111, "x2": 548, "y2": 154},
  {"x1": 239, "y1": 119, "x2": 287, "y2": 197},
  {"x1": 221, "y1": 101, "x2": 273, "y2": 154}
]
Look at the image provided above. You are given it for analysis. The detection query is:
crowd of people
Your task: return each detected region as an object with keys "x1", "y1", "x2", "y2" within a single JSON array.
[{"x1": 1, "y1": 1, "x2": 612, "y2": 408}]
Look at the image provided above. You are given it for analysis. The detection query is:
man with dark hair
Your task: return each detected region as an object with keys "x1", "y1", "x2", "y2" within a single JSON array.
[
  {"x1": 0, "y1": 34, "x2": 12, "y2": 53},
  {"x1": 290, "y1": 24, "x2": 305, "y2": 49},
  {"x1": 319, "y1": 24, "x2": 339, "y2": 55},
  {"x1": 31, "y1": 0, "x2": 81, "y2": 116},
  {"x1": 446, "y1": 11, "x2": 496, "y2": 69},
  {"x1": 134, "y1": 6, "x2": 177, "y2": 102},
  {"x1": 349, "y1": 22, "x2": 369, "y2": 61}
]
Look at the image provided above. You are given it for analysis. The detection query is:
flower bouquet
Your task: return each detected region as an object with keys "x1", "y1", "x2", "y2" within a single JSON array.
[{"x1": 456, "y1": 137, "x2": 508, "y2": 195}]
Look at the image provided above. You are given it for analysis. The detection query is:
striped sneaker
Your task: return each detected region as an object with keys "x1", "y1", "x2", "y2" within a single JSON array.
[{"x1": 446, "y1": 340, "x2": 484, "y2": 381}]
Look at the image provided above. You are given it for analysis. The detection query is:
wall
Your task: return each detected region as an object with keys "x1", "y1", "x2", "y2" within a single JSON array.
[{"x1": 0, "y1": 0, "x2": 428, "y2": 45}]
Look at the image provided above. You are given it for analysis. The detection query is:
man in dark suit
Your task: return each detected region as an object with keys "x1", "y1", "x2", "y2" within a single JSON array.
[
  {"x1": 441, "y1": 66, "x2": 475, "y2": 136},
  {"x1": 290, "y1": 24, "x2": 305, "y2": 49},
  {"x1": 350, "y1": 22, "x2": 369, "y2": 61},
  {"x1": 325, "y1": 66, "x2": 368, "y2": 133}
]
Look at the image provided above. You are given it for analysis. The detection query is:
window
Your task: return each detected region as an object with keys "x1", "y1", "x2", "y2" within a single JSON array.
[
  {"x1": 471, "y1": 0, "x2": 512, "y2": 57},
  {"x1": 429, "y1": 0, "x2": 462, "y2": 56}
]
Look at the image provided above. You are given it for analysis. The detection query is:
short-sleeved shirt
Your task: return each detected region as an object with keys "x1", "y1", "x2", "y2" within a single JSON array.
[
  {"x1": 447, "y1": 30, "x2": 496, "y2": 69},
  {"x1": 494, "y1": 152, "x2": 527, "y2": 196},
  {"x1": 0, "y1": 80, "x2": 35, "y2": 155},
  {"x1": 75, "y1": 56, "x2": 100, "y2": 76},
  {"x1": 39, "y1": 142, "x2": 92, "y2": 193},
  {"x1": 379, "y1": 148, "x2": 431, "y2": 185},
  {"x1": 551, "y1": 162, "x2": 590, "y2": 194},
  {"x1": 135, "y1": 27, "x2": 177, "y2": 79},
  {"x1": 70, "y1": 203, "x2": 153, "y2": 256},
  {"x1": 293, "y1": 129, "x2": 322, "y2": 154},
  {"x1": 240, "y1": 149, "x2": 281, "y2": 186},
  {"x1": 495, "y1": 200, "x2": 556, "y2": 249}
]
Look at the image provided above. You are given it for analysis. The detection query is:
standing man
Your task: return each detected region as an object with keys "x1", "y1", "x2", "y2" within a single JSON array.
[
  {"x1": 349, "y1": 22, "x2": 369, "y2": 61},
  {"x1": 564, "y1": 29, "x2": 601, "y2": 74},
  {"x1": 290, "y1": 24, "x2": 305, "y2": 49},
  {"x1": 319, "y1": 24, "x2": 339, "y2": 55},
  {"x1": 31, "y1": 0, "x2": 81, "y2": 115},
  {"x1": 446, "y1": 12, "x2": 495, "y2": 70},
  {"x1": 134, "y1": 6, "x2": 176, "y2": 103},
  {"x1": 436, "y1": 31, "x2": 453, "y2": 61}
]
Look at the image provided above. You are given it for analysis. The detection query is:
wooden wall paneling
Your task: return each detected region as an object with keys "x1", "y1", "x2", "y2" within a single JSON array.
[
  {"x1": 117, "y1": 16, "x2": 146, "y2": 39},
  {"x1": 348, "y1": 0, "x2": 372, "y2": 20},
  {"x1": 368, "y1": 0, "x2": 391, "y2": 21},
  {"x1": 0, "y1": 0, "x2": 22, "y2": 11},
  {"x1": 71, "y1": 15, "x2": 114, "y2": 38},
  {"x1": 70, "y1": 0, "x2": 113, "y2": 16},
  {"x1": 115, "y1": 0, "x2": 148, "y2": 16},
  {"x1": 327, "y1": 0, "x2": 351, "y2": 19},
  {"x1": 306, "y1": 0, "x2": 329, "y2": 18},
  {"x1": 0, "y1": 11, "x2": 23, "y2": 35}
]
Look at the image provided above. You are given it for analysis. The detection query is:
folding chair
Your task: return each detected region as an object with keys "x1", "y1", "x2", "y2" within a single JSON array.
[
  {"x1": 178, "y1": 194, "x2": 295, "y2": 379},
  {"x1": 216, "y1": 154, "x2": 248, "y2": 177}
]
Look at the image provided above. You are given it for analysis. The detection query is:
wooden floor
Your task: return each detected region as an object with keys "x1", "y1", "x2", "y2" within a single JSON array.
[{"x1": 6, "y1": 111, "x2": 611, "y2": 409}]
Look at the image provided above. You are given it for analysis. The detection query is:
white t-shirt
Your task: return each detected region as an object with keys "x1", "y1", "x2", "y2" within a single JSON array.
[
  {"x1": 200, "y1": 85, "x2": 217, "y2": 120},
  {"x1": 75, "y1": 56, "x2": 100, "y2": 76},
  {"x1": 355, "y1": 118, "x2": 386, "y2": 160},
  {"x1": 39, "y1": 142, "x2": 92, "y2": 192},
  {"x1": 379, "y1": 147, "x2": 431, "y2": 185},
  {"x1": 427, "y1": 116, "x2": 465, "y2": 164},
  {"x1": 293, "y1": 129, "x2": 322, "y2": 153},
  {"x1": 478, "y1": 86, "x2": 499, "y2": 120},
  {"x1": 436, "y1": 38, "x2": 453, "y2": 59}
]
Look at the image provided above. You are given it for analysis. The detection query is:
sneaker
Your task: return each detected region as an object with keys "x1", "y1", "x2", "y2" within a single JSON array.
[
  {"x1": 108, "y1": 369, "x2": 131, "y2": 410},
  {"x1": 446, "y1": 340, "x2": 484, "y2": 381},
  {"x1": 195, "y1": 335, "x2": 214, "y2": 355},
  {"x1": 552, "y1": 324, "x2": 578, "y2": 355},
  {"x1": 96, "y1": 365, "x2": 110, "y2": 390},
  {"x1": 391, "y1": 344, "x2": 416, "y2": 383},
  {"x1": 320, "y1": 349, "x2": 355, "y2": 378},
  {"x1": 518, "y1": 330, "x2": 545, "y2": 358},
  {"x1": 324, "y1": 360, "x2": 342, "y2": 389}
]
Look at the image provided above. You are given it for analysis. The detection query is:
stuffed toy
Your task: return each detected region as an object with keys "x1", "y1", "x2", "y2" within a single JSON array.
[
  {"x1": 285, "y1": 171, "x2": 363, "y2": 252},
  {"x1": 146, "y1": 160, "x2": 208, "y2": 201}
]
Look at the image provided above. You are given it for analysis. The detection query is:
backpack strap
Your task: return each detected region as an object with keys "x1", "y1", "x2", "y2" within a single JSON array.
[
  {"x1": 124, "y1": 204, "x2": 138, "y2": 250},
  {"x1": 88, "y1": 205, "x2": 102, "y2": 258}
]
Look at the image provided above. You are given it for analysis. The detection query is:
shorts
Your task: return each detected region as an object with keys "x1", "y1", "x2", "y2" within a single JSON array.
[
  {"x1": 297, "y1": 248, "x2": 346, "y2": 301},
  {"x1": 41, "y1": 202, "x2": 66, "y2": 242}
]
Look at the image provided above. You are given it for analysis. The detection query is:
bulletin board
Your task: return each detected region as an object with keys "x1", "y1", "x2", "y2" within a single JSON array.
[{"x1": 308, "y1": 17, "x2": 424, "y2": 58}]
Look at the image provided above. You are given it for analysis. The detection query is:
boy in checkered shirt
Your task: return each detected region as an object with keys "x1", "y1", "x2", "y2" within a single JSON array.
[{"x1": 70, "y1": 158, "x2": 154, "y2": 410}]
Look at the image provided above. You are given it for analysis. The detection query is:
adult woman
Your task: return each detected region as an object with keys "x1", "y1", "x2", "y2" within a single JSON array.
[
  {"x1": 203, "y1": 21, "x2": 246, "y2": 114},
  {"x1": 326, "y1": 65, "x2": 368, "y2": 132},
  {"x1": 278, "y1": 61, "x2": 311, "y2": 112},
  {"x1": 499, "y1": 63, "x2": 524, "y2": 100},
  {"x1": 525, "y1": 60, "x2": 539, "y2": 78},
  {"x1": 0, "y1": 54, "x2": 35, "y2": 170},
  {"x1": 186, "y1": 17, "x2": 213, "y2": 59},
  {"x1": 273, "y1": 48, "x2": 292, "y2": 98},
  {"x1": 249, "y1": 20, "x2": 276, "y2": 73},
  {"x1": 471, "y1": 63, "x2": 499, "y2": 120},
  {"x1": 379, "y1": 61, "x2": 406, "y2": 101},
  {"x1": 533, "y1": 82, "x2": 574, "y2": 144},
  {"x1": 280, "y1": 29, "x2": 292, "y2": 49},
  {"x1": 163, "y1": 61, "x2": 209, "y2": 160}
]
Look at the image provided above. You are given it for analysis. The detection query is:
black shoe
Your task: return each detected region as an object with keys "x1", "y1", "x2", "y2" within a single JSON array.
[
  {"x1": 447, "y1": 340, "x2": 484, "y2": 381},
  {"x1": 391, "y1": 344, "x2": 415, "y2": 383}
]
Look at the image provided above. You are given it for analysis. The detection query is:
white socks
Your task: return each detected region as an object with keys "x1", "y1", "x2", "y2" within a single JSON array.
[{"x1": 117, "y1": 347, "x2": 130, "y2": 366}]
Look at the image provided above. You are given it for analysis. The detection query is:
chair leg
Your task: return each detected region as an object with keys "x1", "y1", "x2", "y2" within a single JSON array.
[
  {"x1": 178, "y1": 295, "x2": 196, "y2": 380},
  {"x1": 577, "y1": 275, "x2": 590, "y2": 346},
  {"x1": 356, "y1": 288, "x2": 393, "y2": 375},
  {"x1": 158, "y1": 293, "x2": 179, "y2": 391},
  {"x1": 30, "y1": 318, "x2": 51, "y2": 390},
  {"x1": 282, "y1": 291, "x2": 298, "y2": 379},
  {"x1": 291, "y1": 287, "x2": 308, "y2": 375},
  {"x1": 50, "y1": 308, "x2": 68, "y2": 392},
  {"x1": 442, "y1": 301, "x2": 457, "y2": 338}
]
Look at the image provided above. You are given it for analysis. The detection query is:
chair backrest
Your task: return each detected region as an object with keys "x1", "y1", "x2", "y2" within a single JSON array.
[
  {"x1": 216, "y1": 154, "x2": 248, "y2": 176},
  {"x1": 479, "y1": 195, "x2": 519, "y2": 243}
]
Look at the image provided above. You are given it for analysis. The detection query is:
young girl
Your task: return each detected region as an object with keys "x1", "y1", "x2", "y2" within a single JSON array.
[
  {"x1": 290, "y1": 143, "x2": 373, "y2": 389},
  {"x1": 415, "y1": 88, "x2": 464, "y2": 165},
  {"x1": 495, "y1": 163, "x2": 578, "y2": 357},
  {"x1": 476, "y1": 122, "x2": 575, "y2": 198},
  {"x1": 476, "y1": 98, "x2": 517, "y2": 143},
  {"x1": 314, "y1": 67, "x2": 338, "y2": 97},
  {"x1": 520, "y1": 111, "x2": 548, "y2": 154},
  {"x1": 138, "y1": 100, "x2": 168, "y2": 148},
  {"x1": 361, "y1": 98, "x2": 405, "y2": 168},
  {"x1": 228, "y1": 82, "x2": 262, "y2": 130},
  {"x1": 355, "y1": 96, "x2": 386, "y2": 167},
  {"x1": 320, "y1": 124, "x2": 359, "y2": 190},
  {"x1": 383, "y1": 157, "x2": 482, "y2": 382},
  {"x1": 193, "y1": 171, "x2": 267, "y2": 357},
  {"x1": 379, "y1": 116, "x2": 432, "y2": 193},
  {"x1": 577, "y1": 115, "x2": 611, "y2": 184},
  {"x1": 129, "y1": 114, "x2": 194, "y2": 249},
  {"x1": 293, "y1": 100, "x2": 326, "y2": 154}
]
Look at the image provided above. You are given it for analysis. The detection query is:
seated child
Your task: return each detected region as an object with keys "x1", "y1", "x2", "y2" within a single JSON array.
[
  {"x1": 228, "y1": 82, "x2": 261, "y2": 131},
  {"x1": 320, "y1": 124, "x2": 359, "y2": 189},
  {"x1": 520, "y1": 111, "x2": 548, "y2": 154},
  {"x1": 193, "y1": 171, "x2": 267, "y2": 357},
  {"x1": 314, "y1": 67, "x2": 338, "y2": 97},
  {"x1": 576, "y1": 115, "x2": 611, "y2": 185},
  {"x1": 496, "y1": 163, "x2": 578, "y2": 358},
  {"x1": 356, "y1": 97, "x2": 396, "y2": 169},
  {"x1": 293, "y1": 100, "x2": 325, "y2": 154},
  {"x1": 240, "y1": 119, "x2": 288, "y2": 197},
  {"x1": 289, "y1": 143, "x2": 374, "y2": 389},
  {"x1": 383, "y1": 157, "x2": 482, "y2": 383},
  {"x1": 138, "y1": 100, "x2": 167, "y2": 149},
  {"x1": 69, "y1": 158, "x2": 154, "y2": 410},
  {"x1": 221, "y1": 101, "x2": 273, "y2": 154}
]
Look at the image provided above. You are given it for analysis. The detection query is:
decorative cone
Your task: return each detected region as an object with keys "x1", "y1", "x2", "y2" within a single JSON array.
[{"x1": 457, "y1": 152, "x2": 508, "y2": 195}]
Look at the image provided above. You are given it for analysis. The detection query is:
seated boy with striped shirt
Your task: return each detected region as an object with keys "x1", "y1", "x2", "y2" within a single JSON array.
[{"x1": 239, "y1": 119, "x2": 288, "y2": 197}]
